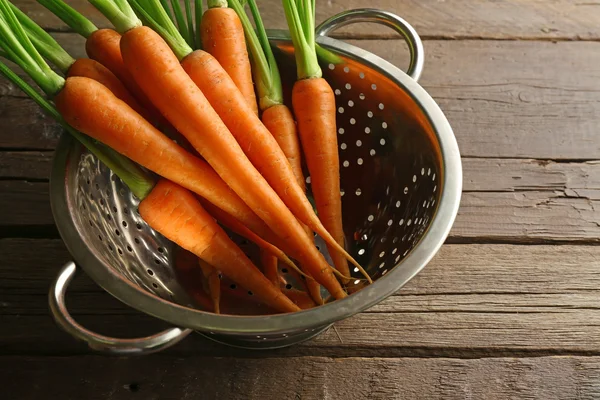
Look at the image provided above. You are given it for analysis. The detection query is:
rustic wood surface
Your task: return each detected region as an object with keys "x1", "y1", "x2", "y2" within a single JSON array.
[{"x1": 2, "y1": 0, "x2": 600, "y2": 399}]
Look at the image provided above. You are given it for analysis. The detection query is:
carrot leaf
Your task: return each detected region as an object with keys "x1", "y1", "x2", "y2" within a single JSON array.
[
  {"x1": 0, "y1": 0, "x2": 64, "y2": 95},
  {"x1": 281, "y1": 0, "x2": 321, "y2": 79},
  {"x1": 207, "y1": 0, "x2": 227, "y2": 8},
  {"x1": 169, "y1": 0, "x2": 192, "y2": 48},
  {"x1": 0, "y1": 60, "x2": 155, "y2": 199},
  {"x1": 37, "y1": 0, "x2": 98, "y2": 38},
  {"x1": 10, "y1": 3, "x2": 75, "y2": 73},
  {"x1": 88, "y1": 0, "x2": 141, "y2": 33},
  {"x1": 183, "y1": 0, "x2": 196, "y2": 49},
  {"x1": 128, "y1": 0, "x2": 192, "y2": 60},
  {"x1": 194, "y1": 0, "x2": 202, "y2": 48},
  {"x1": 229, "y1": 0, "x2": 282, "y2": 110},
  {"x1": 158, "y1": 0, "x2": 174, "y2": 21}
]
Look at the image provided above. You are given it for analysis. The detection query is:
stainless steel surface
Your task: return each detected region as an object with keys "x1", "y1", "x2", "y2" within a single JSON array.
[
  {"x1": 48, "y1": 9, "x2": 462, "y2": 351},
  {"x1": 49, "y1": 262, "x2": 191, "y2": 355},
  {"x1": 316, "y1": 8, "x2": 424, "y2": 81}
]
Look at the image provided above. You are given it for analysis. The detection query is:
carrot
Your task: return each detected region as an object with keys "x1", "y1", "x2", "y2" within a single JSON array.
[
  {"x1": 36, "y1": 0, "x2": 184, "y2": 141},
  {"x1": 8, "y1": 4, "x2": 157, "y2": 127},
  {"x1": 0, "y1": 62, "x2": 153, "y2": 202},
  {"x1": 260, "y1": 251, "x2": 281, "y2": 290},
  {"x1": 139, "y1": 179, "x2": 300, "y2": 313},
  {"x1": 54, "y1": 76, "x2": 274, "y2": 242},
  {"x1": 134, "y1": 0, "x2": 365, "y2": 280},
  {"x1": 172, "y1": 247, "x2": 214, "y2": 311},
  {"x1": 200, "y1": 199, "x2": 300, "y2": 273},
  {"x1": 282, "y1": 0, "x2": 371, "y2": 283},
  {"x1": 198, "y1": 259, "x2": 221, "y2": 314},
  {"x1": 0, "y1": 5, "x2": 296, "y2": 314},
  {"x1": 66, "y1": 58, "x2": 149, "y2": 118},
  {"x1": 200, "y1": 0, "x2": 258, "y2": 114},
  {"x1": 283, "y1": 288, "x2": 317, "y2": 310},
  {"x1": 96, "y1": 0, "x2": 347, "y2": 299}
]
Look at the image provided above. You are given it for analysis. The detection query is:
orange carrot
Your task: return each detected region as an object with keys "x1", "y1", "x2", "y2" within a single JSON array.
[
  {"x1": 139, "y1": 179, "x2": 300, "y2": 313},
  {"x1": 198, "y1": 259, "x2": 221, "y2": 314},
  {"x1": 117, "y1": 25, "x2": 346, "y2": 299},
  {"x1": 200, "y1": 0, "x2": 258, "y2": 114},
  {"x1": 201, "y1": 199, "x2": 298, "y2": 271},
  {"x1": 261, "y1": 104, "x2": 325, "y2": 302},
  {"x1": 66, "y1": 58, "x2": 149, "y2": 119},
  {"x1": 293, "y1": 78, "x2": 352, "y2": 283},
  {"x1": 54, "y1": 76, "x2": 275, "y2": 243},
  {"x1": 260, "y1": 251, "x2": 281, "y2": 290},
  {"x1": 85, "y1": 29, "x2": 160, "y2": 118},
  {"x1": 172, "y1": 247, "x2": 214, "y2": 311},
  {"x1": 283, "y1": 288, "x2": 317, "y2": 310},
  {"x1": 282, "y1": 0, "x2": 370, "y2": 283},
  {"x1": 181, "y1": 50, "x2": 364, "y2": 279}
]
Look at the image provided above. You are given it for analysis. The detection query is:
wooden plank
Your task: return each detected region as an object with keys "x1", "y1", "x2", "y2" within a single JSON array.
[
  {"x1": 352, "y1": 39, "x2": 600, "y2": 160},
  {"x1": 3, "y1": 240, "x2": 600, "y2": 356},
  {"x1": 455, "y1": 191, "x2": 600, "y2": 243},
  {"x1": 1, "y1": 151, "x2": 597, "y2": 194},
  {"x1": 462, "y1": 159, "x2": 600, "y2": 194},
  {"x1": 0, "y1": 151, "x2": 53, "y2": 179},
  {"x1": 12, "y1": 0, "x2": 599, "y2": 40},
  {"x1": 1, "y1": 157, "x2": 600, "y2": 242},
  {"x1": 0, "y1": 181, "x2": 52, "y2": 226},
  {"x1": 2, "y1": 37, "x2": 599, "y2": 159},
  {"x1": 0, "y1": 96, "x2": 62, "y2": 150},
  {"x1": 3, "y1": 180, "x2": 599, "y2": 243},
  {"x1": 4, "y1": 355, "x2": 600, "y2": 400}
]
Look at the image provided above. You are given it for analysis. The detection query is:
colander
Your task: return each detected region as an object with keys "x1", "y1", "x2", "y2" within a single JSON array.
[{"x1": 47, "y1": 8, "x2": 462, "y2": 354}]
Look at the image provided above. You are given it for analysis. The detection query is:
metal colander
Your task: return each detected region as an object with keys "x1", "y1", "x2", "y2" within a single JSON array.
[{"x1": 48, "y1": 9, "x2": 462, "y2": 354}]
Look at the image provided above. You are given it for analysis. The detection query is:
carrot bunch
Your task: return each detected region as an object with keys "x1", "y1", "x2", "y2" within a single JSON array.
[{"x1": 0, "y1": 0, "x2": 373, "y2": 315}]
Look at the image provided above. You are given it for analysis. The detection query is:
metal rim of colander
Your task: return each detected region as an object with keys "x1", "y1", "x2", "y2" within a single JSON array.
[{"x1": 50, "y1": 30, "x2": 462, "y2": 335}]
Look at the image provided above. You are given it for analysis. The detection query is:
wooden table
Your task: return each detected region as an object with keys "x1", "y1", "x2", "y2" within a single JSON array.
[{"x1": 2, "y1": 1, "x2": 600, "y2": 398}]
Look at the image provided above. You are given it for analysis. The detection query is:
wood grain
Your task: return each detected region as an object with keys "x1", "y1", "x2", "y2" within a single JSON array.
[
  {"x1": 3, "y1": 240, "x2": 600, "y2": 357},
  {"x1": 354, "y1": 39, "x2": 600, "y2": 160},
  {"x1": 4, "y1": 355, "x2": 600, "y2": 400},
  {"x1": 0, "y1": 181, "x2": 52, "y2": 226},
  {"x1": 0, "y1": 151, "x2": 53, "y2": 179},
  {"x1": 2, "y1": 154, "x2": 600, "y2": 243},
  {"x1": 12, "y1": 0, "x2": 600, "y2": 40},
  {"x1": 2, "y1": 36, "x2": 600, "y2": 160}
]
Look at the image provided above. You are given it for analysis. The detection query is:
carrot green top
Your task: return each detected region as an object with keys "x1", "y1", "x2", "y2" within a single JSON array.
[
  {"x1": 0, "y1": 0, "x2": 64, "y2": 95},
  {"x1": 229, "y1": 0, "x2": 283, "y2": 110},
  {"x1": 87, "y1": 0, "x2": 142, "y2": 33},
  {"x1": 128, "y1": 0, "x2": 193, "y2": 60},
  {"x1": 207, "y1": 0, "x2": 227, "y2": 8},
  {"x1": 9, "y1": 3, "x2": 75, "y2": 72},
  {"x1": 0, "y1": 0, "x2": 154, "y2": 199},
  {"x1": 282, "y1": 0, "x2": 321, "y2": 80},
  {"x1": 37, "y1": 0, "x2": 98, "y2": 38}
]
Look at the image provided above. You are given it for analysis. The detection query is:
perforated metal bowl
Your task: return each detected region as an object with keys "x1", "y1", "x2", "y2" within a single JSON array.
[{"x1": 48, "y1": 9, "x2": 462, "y2": 354}]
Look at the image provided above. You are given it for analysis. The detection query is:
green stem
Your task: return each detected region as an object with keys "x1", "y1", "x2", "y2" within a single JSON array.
[
  {"x1": 11, "y1": 3, "x2": 75, "y2": 73},
  {"x1": 128, "y1": 0, "x2": 192, "y2": 60},
  {"x1": 194, "y1": 0, "x2": 202, "y2": 48},
  {"x1": 87, "y1": 0, "x2": 141, "y2": 33},
  {"x1": 281, "y1": 0, "x2": 321, "y2": 79},
  {"x1": 184, "y1": 0, "x2": 195, "y2": 49},
  {"x1": 0, "y1": 61, "x2": 155, "y2": 199},
  {"x1": 158, "y1": 0, "x2": 174, "y2": 21},
  {"x1": 169, "y1": 0, "x2": 192, "y2": 47},
  {"x1": 315, "y1": 43, "x2": 343, "y2": 65},
  {"x1": 37, "y1": 0, "x2": 98, "y2": 38},
  {"x1": 0, "y1": 0, "x2": 64, "y2": 95},
  {"x1": 207, "y1": 0, "x2": 227, "y2": 8},
  {"x1": 229, "y1": 0, "x2": 282, "y2": 110}
]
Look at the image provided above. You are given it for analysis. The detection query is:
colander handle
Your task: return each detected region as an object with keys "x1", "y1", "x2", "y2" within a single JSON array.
[
  {"x1": 316, "y1": 8, "x2": 424, "y2": 82},
  {"x1": 49, "y1": 262, "x2": 192, "y2": 355}
]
